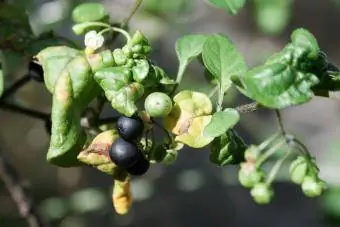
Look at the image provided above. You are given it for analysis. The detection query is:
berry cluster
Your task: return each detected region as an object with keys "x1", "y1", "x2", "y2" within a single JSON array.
[{"x1": 109, "y1": 115, "x2": 150, "y2": 176}]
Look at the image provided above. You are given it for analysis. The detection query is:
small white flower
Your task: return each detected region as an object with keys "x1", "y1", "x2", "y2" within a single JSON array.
[{"x1": 84, "y1": 30, "x2": 104, "y2": 50}]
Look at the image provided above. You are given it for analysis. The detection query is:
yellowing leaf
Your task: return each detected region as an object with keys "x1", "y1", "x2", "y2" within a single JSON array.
[{"x1": 175, "y1": 115, "x2": 214, "y2": 148}]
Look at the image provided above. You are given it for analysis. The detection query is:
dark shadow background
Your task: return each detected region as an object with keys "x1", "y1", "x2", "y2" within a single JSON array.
[{"x1": 1, "y1": 0, "x2": 340, "y2": 227}]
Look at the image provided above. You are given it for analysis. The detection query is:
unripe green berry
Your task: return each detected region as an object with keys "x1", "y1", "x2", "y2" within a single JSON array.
[
  {"x1": 289, "y1": 156, "x2": 308, "y2": 185},
  {"x1": 244, "y1": 145, "x2": 260, "y2": 161},
  {"x1": 238, "y1": 168, "x2": 264, "y2": 188},
  {"x1": 301, "y1": 176, "x2": 324, "y2": 198},
  {"x1": 250, "y1": 183, "x2": 273, "y2": 205},
  {"x1": 144, "y1": 92, "x2": 173, "y2": 117}
]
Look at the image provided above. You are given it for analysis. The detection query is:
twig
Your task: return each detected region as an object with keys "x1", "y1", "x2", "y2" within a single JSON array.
[
  {"x1": 0, "y1": 102, "x2": 50, "y2": 120},
  {"x1": 0, "y1": 150, "x2": 47, "y2": 227},
  {"x1": 0, "y1": 74, "x2": 31, "y2": 101},
  {"x1": 235, "y1": 102, "x2": 261, "y2": 113},
  {"x1": 98, "y1": 117, "x2": 118, "y2": 125},
  {"x1": 121, "y1": 0, "x2": 144, "y2": 28},
  {"x1": 275, "y1": 110, "x2": 286, "y2": 135}
]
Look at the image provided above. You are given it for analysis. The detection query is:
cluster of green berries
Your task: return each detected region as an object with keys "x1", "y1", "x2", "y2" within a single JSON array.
[
  {"x1": 289, "y1": 156, "x2": 327, "y2": 198},
  {"x1": 238, "y1": 143, "x2": 326, "y2": 204},
  {"x1": 109, "y1": 115, "x2": 150, "y2": 176},
  {"x1": 238, "y1": 146, "x2": 273, "y2": 204}
]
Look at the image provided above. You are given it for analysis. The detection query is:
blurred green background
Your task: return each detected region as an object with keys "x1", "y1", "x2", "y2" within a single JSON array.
[{"x1": 1, "y1": 0, "x2": 340, "y2": 226}]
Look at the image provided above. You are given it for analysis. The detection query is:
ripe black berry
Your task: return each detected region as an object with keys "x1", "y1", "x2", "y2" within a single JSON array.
[
  {"x1": 116, "y1": 115, "x2": 144, "y2": 141},
  {"x1": 109, "y1": 138, "x2": 142, "y2": 168},
  {"x1": 28, "y1": 61, "x2": 44, "y2": 82},
  {"x1": 126, "y1": 156, "x2": 150, "y2": 176}
]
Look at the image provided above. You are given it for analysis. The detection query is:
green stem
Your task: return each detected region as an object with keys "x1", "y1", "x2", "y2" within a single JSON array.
[
  {"x1": 265, "y1": 148, "x2": 292, "y2": 185},
  {"x1": 275, "y1": 110, "x2": 286, "y2": 135},
  {"x1": 171, "y1": 61, "x2": 188, "y2": 97},
  {"x1": 258, "y1": 132, "x2": 281, "y2": 152},
  {"x1": 121, "y1": 0, "x2": 144, "y2": 28},
  {"x1": 208, "y1": 86, "x2": 219, "y2": 98},
  {"x1": 256, "y1": 136, "x2": 286, "y2": 168},
  {"x1": 152, "y1": 119, "x2": 173, "y2": 144},
  {"x1": 98, "y1": 26, "x2": 132, "y2": 43},
  {"x1": 216, "y1": 85, "x2": 223, "y2": 111},
  {"x1": 79, "y1": 21, "x2": 132, "y2": 43}
]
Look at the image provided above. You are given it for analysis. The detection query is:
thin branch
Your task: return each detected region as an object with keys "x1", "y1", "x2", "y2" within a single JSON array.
[
  {"x1": 0, "y1": 75, "x2": 31, "y2": 101},
  {"x1": 235, "y1": 102, "x2": 261, "y2": 113},
  {"x1": 0, "y1": 150, "x2": 47, "y2": 227},
  {"x1": 275, "y1": 110, "x2": 286, "y2": 135},
  {"x1": 97, "y1": 117, "x2": 118, "y2": 125},
  {"x1": 121, "y1": 0, "x2": 144, "y2": 28},
  {"x1": 0, "y1": 102, "x2": 50, "y2": 120}
]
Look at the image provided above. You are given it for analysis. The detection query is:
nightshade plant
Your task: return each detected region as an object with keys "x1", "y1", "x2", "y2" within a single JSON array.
[{"x1": 1, "y1": 0, "x2": 339, "y2": 215}]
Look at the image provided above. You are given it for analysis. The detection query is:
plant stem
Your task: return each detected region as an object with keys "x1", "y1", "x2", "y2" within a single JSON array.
[
  {"x1": 152, "y1": 119, "x2": 173, "y2": 143},
  {"x1": 235, "y1": 102, "x2": 261, "y2": 113},
  {"x1": 275, "y1": 110, "x2": 286, "y2": 135},
  {"x1": 121, "y1": 0, "x2": 144, "y2": 28},
  {"x1": 0, "y1": 150, "x2": 47, "y2": 227},
  {"x1": 208, "y1": 86, "x2": 219, "y2": 98},
  {"x1": 256, "y1": 137, "x2": 286, "y2": 168},
  {"x1": 0, "y1": 103, "x2": 49, "y2": 120},
  {"x1": 265, "y1": 148, "x2": 292, "y2": 185},
  {"x1": 0, "y1": 75, "x2": 31, "y2": 101},
  {"x1": 216, "y1": 86, "x2": 223, "y2": 111}
]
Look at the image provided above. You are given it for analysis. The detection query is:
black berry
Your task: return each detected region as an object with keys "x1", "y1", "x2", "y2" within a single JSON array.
[
  {"x1": 28, "y1": 61, "x2": 44, "y2": 82},
  {"x1": 126, "y1": 156, "x2": 150, "y2": 176},
  {"x1": 109, "y1": 138, "x2": 142, "y2": 168},
  {"x1": 116, "y1": 115, "x2": 144, "y2": 141}
]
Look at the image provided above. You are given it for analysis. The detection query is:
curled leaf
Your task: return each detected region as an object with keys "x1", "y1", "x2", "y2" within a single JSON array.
[
  {"x1": 94, "y1": 67, "x2": 144, "y2": 116},
  {"x1": 37, "y1": 46, "x2": 101, "y2": 167},
  {"x1": 78, "y1": 130, "x2": 121, "y2": 176},
  {"x1": 164, "y1": 91, "x2": 213, "y2": 148},
  {"x1": 86, "y1": 50, "x2": 115, "y2": 72},
  {"x1": 291, "y1": 28, "x2": 319, "y2": 60},
  {"x1": 210, "y1": 129, "x2": 247, "y2": 166},
  {"x1": 112, "y1": 178, "x2": 132, "y2": 215}
]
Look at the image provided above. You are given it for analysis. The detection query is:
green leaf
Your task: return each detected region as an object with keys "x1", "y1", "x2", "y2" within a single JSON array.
[
  {"x1": 132, "y1": 59, "x2": 150, "y2": 82},
  {"x1": 72, "y1": 2, "x2": 109, "y2": 23},
  {"x1": 204, "y1": 108, "x2": 240, "y2": 138},
  {"x1": 202, "y1": 34, "x2": 247, "y2": 93},
  {"x1": 208, "y1": 0, "x2": 247, "y2": 15},
  {"x1": 291, "y1": 28, "x2": 319, "y2": 60},
  {"x1": 238, "y1": 63, "x2": 319, "y2": 108},
  {"x1": 37, "y1": 47, "x2": 101, "y2": 167},
  {"x1": 94, "y1": 67, "x2": 144, "y2": 117},
  {"x1": 37, "y1": 46, "x2": 80, "y2": 93},
  {"x1": 175, "y1": 35, "x2": 207, "y2": 79},
  {"x1": 210, "y1": 129, "x2": 247, "y2": 166},
  {"x1": 254, "y1": 0, "x2": 292, "y2": 35}
]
